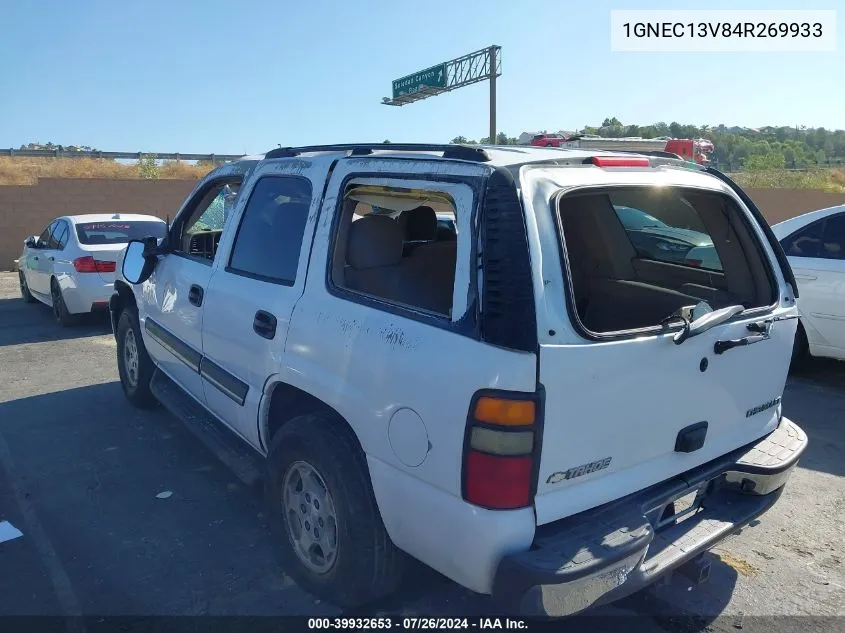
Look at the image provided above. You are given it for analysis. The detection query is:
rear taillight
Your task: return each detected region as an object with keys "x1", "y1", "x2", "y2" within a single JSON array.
[
  {"x1": 462, "y1": 392, "x2": 541, "y2": 510},
  {"x1": 684, "y1": 259, "x2": 702, "y2": 267},
  {"x1": 73, "y1": 256, "x2": 116, "y2": 273}
]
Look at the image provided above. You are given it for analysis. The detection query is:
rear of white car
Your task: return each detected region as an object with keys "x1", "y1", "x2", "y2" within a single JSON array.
[
  {"x1": 486, "y1": 156, "x2": 807, "y2": 615},
  {"x1": 51, "y1": 215, "x2": 167, "y2": 315}
]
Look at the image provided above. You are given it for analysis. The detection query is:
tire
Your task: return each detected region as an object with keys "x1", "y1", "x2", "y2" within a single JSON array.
[
  {"x1": 50, "y1": 278, "x2": 76, "y2": 326},
  {"x1": 19, "y1": 271, "x2": 37, "y2": 303},
  {"x1": 790, "y1": 320, "x2": 810, "y2": 370},
  {"x1": 265, "y1": 413, "x2": 403, "y2": 608},
  {"x1": 116, "y1": 308, "x2": 158, "y2": 408}
]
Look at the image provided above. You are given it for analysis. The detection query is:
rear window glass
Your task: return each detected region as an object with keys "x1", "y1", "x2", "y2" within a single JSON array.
[
  {"x1": 556, "y1": 186, "x2": 775, "y2": 335},
  {"x1": 75, "y1": 221, "x2": 167, "y2": 245}
]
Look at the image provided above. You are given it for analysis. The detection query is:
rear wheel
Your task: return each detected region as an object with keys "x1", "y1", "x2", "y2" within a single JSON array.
[
  {"x1": 116, "y1": 309, "x2": 158, "y2": 408},
  {"x1": 50, "y1": 278, "x2": 75, "y2": 326},
  {"x1": 790, "y1": 320, "x2": 810, "y2": 370},
  {"x1": 265, "y1": 413, "x2": 403, "y2": 607},
  {"x1": 19, "y1": 271, "x2": 36, "y2": 303}
]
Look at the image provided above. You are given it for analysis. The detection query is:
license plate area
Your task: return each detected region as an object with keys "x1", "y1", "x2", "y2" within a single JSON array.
[{"x1": 648, "y1": 483, "x2": 709, "y2": 531}]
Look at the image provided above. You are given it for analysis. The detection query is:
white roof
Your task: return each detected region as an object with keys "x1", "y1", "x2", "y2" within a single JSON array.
[
  {"x1": 65, "y1": 213, "x2": 166, "y2": 224},
  {"x1": 244, "y1": 145, "x2": 613, "y2": 169}
]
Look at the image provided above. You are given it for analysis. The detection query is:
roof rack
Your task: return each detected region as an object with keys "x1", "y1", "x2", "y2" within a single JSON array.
[
  {"x1": 263, "y1": 143, "x2": 491, "y2": 163},
  {"x1": 613, "y1": 149, "x2": 685, "y2": 160}
]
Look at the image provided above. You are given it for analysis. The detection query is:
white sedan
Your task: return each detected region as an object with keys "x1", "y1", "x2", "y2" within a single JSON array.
[
  {"x1": 18, "y1": 213, "x2": 167, "y2": 326},
  {"x1": 771, "y1": 205, "x2": 845, "y2": 363}
]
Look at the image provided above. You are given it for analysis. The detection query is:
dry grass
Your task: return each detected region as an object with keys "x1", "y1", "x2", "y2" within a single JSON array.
[
  {"x1": 0, "y1": 157, "x2": 214, "y2": 185},
  {"x1": 731, "y1": 168, "x2": 845, "y2": 192},
  {"x1": 3, "y1": 157, "x2": 845, "y2": 193}
]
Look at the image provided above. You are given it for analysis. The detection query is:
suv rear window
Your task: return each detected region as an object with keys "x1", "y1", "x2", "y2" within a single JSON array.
[
  {"x1": 556, "y1": 186, "x2": 775, "y2": 335},
  {"x1": 75, "y1": 221, "x2": 167, "y2": 245}
]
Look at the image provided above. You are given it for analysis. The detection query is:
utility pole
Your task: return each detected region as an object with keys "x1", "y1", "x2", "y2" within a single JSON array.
[{"x1": 489, "y1": 45, "x2": 497, "y2": 143}]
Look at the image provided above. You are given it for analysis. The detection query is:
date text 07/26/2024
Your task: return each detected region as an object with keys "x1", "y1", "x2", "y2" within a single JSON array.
[{"x1": 307, "y1": 617, "x2": 528, "y2": 630}]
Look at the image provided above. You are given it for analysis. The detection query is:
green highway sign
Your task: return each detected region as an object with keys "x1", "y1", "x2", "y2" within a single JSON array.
[{"x1": 392, "y1": 63, "x2": 447, "y2": 99}]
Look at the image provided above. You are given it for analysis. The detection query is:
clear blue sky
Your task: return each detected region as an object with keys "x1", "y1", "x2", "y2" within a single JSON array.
[{"x1": 1, "y1": 0, "x2": 842, "y2": 154}]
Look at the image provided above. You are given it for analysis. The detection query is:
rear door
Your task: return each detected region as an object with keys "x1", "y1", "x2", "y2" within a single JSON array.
[
  {"x1": 199, "y1": 159, "x2": 332, "y2": 450},
  {"x1": 521, "y1": 166, "x2": 797, "y2": 525}
]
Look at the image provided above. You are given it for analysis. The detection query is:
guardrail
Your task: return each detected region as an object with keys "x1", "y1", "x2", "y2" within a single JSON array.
[{"x1": 0, "y1": 148, "x2": 245, "y2": 162}]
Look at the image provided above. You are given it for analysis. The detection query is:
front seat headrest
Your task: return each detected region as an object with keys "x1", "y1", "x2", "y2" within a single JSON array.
[{"x1": 347, "y1": 215, "x2": 403, "y2": 270}]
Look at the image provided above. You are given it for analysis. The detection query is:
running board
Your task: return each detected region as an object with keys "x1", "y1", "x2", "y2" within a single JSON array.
[{"x1": 150, "y1": 369, "x2": 263, "y2": 487}]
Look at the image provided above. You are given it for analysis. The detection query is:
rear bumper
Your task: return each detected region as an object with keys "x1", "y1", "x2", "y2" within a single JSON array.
[
  {"x1": 492, "y1": 417, "x2": 807, "y2": 617},
  {"x1": 59, "y1": 275, "x2": 115, "y2": 314}
]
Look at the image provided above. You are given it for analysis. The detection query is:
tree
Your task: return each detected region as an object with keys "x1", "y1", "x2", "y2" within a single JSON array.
[
  {"x1": 137, "y1": 154, "x2": 159, "y2": 179},
  {"x1": 451, "y1": 136, "x2": 469, "y2": 144},
  {"x1": 744, "y1": 153, "x2": 786, "y2": 171}
]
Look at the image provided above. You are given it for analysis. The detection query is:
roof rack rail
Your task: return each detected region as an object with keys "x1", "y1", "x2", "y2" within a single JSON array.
[
  {"x1": 614, "y1": 149, "x2": 685, "y2": 160},
  {"x1": 263, "y1": 143, "x2": 491, "y2": 163}
]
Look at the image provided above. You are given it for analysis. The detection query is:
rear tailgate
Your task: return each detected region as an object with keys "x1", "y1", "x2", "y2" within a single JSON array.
[
  {"x1": 522, "y1": 162, "x2": 797, "y2": 526},
  {"x1": 534, "y1": 310, "x2": 794, "y2": 524}
]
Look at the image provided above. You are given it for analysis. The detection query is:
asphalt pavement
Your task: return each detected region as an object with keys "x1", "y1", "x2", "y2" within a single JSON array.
[{"x1": 0, "y1": 272, "x2": 843, "y2": 632}]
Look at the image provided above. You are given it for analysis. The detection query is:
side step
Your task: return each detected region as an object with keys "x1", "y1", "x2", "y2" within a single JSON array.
[{"x1": 150, "y1": 369, "x2": 264, "y2": 487}]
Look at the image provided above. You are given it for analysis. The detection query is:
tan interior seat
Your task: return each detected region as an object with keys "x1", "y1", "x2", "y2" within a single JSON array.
[
  {"x1": 344, "y1": 213, "x2": 457, "y2": 316},
  {"x1": 344, "y1": 215, "x2": 404, "y2": 301}
]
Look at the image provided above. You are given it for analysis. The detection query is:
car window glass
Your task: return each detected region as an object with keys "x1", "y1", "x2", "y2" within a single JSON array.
[
  {"x1": 782, "y1": 220, "x2": 825, "y2": 258},
  {"x1": 53, "y1": 221, "x2": 69, "y2": 249},
  {"x1": 45, "y1": 221, "x2": 62, "y2": 249},
  {"x1": 228, "y1": 176, "x2": 313, "y2": 284},
  {"x1": 609, "y1": 192, "x2": 723, "y2": 271},
  {"x1": 75, "y1": 221, "x2": 166, "y2": 245},
  {"x1": 821, "y1": 214, "x2": 845, "y2": 260},
  {"x1": 175, "y1": 181, "x2": 242, "y2": 262},
  {"x1": 38, "y1": 222, "x2": 55, "y2": 247}
]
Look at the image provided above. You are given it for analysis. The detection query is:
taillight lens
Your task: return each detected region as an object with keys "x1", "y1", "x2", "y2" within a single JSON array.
[
  {"x1": 587, "y1": 156, "x2": 651, "y2": 167},
  {"x1": 465, "y1": 452, "x2": 533, "y2": 509},
  {"x1": 462, "y1": 392, "x2": 541, "y2": 510},
  {"x1": 73, "y1": 256, "x2": 116, "y2": 273}
]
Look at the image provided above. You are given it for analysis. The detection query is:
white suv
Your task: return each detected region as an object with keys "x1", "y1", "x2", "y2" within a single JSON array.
[{"x1": 110, "y1": 144, "x2": 807, "y2": 616}]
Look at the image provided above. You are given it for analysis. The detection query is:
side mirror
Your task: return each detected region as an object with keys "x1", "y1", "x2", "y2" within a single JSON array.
[
  {"x1": 24, "y1": 236, "x2": 38, "y2": 248},
  {"x1": 122, "y1": 239, "x2": 157, "y2": 285}
]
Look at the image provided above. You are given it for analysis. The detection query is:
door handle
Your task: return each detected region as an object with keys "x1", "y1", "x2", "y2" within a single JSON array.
[
  {"x1": 33, "y1": 256, "x2": 39, "y2": 261},
  {"x1": 49, "y1": 256, "x2": 55, "y2": 261},
  {"x1": 188, "y1": 284, "x2": 204, "y2": 307},
  {"x1": 253, "y1": 310, "x2": 277, "y2": 340},
  {"x1": 714, "y1": 319, "x2": 773, "y2": 355}
]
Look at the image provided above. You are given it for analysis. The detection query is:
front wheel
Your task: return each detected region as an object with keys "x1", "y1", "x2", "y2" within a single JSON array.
[
  {"x1": 116, "y1": 309, "x2": 158, "y2": 408},
  {"x1": 265, "y1": 413, "x2": 403, "y2": 607}
]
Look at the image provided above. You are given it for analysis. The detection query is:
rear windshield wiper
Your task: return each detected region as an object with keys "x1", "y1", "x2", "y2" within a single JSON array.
[{"x1": 661, "y1": 304, "x2": 745, "y2": 345}]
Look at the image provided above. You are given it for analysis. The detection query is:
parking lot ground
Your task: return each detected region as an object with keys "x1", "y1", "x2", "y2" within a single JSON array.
[{"x1": 0, "y1": 272, "x2": 843, "y2": 632}]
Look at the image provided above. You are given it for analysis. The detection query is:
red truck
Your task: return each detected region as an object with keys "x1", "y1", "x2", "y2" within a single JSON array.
[{"x1": 529, "y1": 134, "x2": 715, "y2": 165}]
